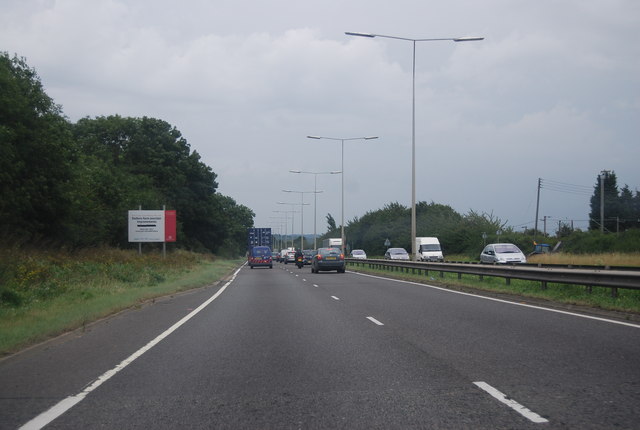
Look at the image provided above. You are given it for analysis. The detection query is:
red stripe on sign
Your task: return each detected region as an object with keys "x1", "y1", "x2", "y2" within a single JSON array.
[{"x1": 165, "y1": 210, "x2": 176, "y2": 242}]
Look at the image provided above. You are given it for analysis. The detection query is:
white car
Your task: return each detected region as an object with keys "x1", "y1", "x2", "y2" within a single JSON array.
[
  {"x1": 384, "y1": 248, "x2": 410, "y2": 260},
  {"x1": 350, "y1": 249, "x2": 367, "y2": 259},
  {"x1": 480, "y1": 243, "x2": 527, "y2": 264},
  {"x1": 284, "y1": 250, "x2": 296, "y2": 264}
]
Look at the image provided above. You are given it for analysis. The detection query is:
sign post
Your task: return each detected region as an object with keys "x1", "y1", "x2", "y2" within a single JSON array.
[{"x1": 128, "y1": 208, "x2": 177, "y2": 257}]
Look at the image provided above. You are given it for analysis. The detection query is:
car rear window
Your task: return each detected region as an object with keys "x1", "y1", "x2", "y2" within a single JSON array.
[{"x1": 252, "y1": 247, "x2": 270, "y2": 256}]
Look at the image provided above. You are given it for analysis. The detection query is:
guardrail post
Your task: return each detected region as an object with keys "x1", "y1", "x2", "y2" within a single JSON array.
[
  {"x1": 506, "y1": 278, "x2": 511, "y2": 286},
  {"x1": 458, "y1": 272, "x2": 462, "y2": 280},
  {"x1": 541, "y1": 281, "x2": 548, "y2": 290},
  {"x1": 440, "y1": 271, "x2": 444, "y2": 278},
  {"x1": 611, "y1": 287, "x2": 618, "y2": 298}
]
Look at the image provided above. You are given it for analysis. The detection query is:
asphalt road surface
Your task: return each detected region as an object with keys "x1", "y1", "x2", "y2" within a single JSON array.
[{"x1": 1, "y1": 263, "x2": 639, "y2": 429}]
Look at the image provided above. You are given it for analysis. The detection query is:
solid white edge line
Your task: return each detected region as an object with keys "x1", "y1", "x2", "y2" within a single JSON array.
[
  {"x1": 366, "y1": 316, "x2": 384, "y2": 326},
  {"x1": 19, "y1": 266, "x2": 243, "y2": 430},
  {"x1": 474, "y1": 381, "x2": 549, "y2": 424},
  {"x1": 353, "y1": 271, "x2": 640, "y2": 329}
]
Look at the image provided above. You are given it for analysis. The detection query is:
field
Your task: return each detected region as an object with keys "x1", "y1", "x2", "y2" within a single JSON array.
[{"x1": 527, "y1": 252, "x2": 640, "y2": 267}]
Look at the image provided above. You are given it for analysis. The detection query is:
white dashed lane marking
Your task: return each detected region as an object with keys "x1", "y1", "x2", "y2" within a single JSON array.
[
  {"x1": 474, "y1": 381, "x2": 549, "y2": 424},
  {"x1": 366, "y1": 316, "x2": 384, "y2": 326}
]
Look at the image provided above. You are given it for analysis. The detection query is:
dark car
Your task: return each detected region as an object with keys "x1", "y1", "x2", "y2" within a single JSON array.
[
  {"x1": 302, "y1": 249, "x2": 315, "y2": 265},
  {"x1": 311, "y1": 247, "x2": 345, "y2": 273},
  {"x1": 248, "y1": 246, "x2": 273, "y2": 269}
]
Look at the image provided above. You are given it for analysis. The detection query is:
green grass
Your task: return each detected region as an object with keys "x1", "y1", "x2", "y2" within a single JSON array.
[
  {"x1": 347, "y1": 261, "x2": 640, "y2": 315},
  {"x1": 0, "y1": 248, "x2": 243, "y2": 356}
]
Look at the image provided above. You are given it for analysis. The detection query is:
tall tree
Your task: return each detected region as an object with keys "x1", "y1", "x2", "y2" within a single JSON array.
[
  {"x1": 72, "y1": 115, "x2": 253, "y2": 253},
  {"x1": 326, "y1": 213, "x2": 337, "y2": 232},
  {"x1": 588, "y1": 171, "x2": 628, "y2": 232},
  {"x1": 0, "y1": 53, "x2": 75, "y2": 242}
]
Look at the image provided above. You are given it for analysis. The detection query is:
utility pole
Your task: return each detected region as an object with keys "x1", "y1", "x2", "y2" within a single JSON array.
[
  {"x1": 600, "y1": 170, "x2": 610, "y2": 233},
  {"x1": 534, "y1": 178, "x2": 541, "y2": 242}
]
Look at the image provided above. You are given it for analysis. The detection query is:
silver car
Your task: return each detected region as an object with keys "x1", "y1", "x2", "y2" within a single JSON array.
[
  {"x1": 350, "y1": 249, "x2": 367, "y2": 259},
  {"x1": 480, "y1": 243, "x2": 527, "y2": 264},
  {"x1": 384, "y1": 247, "x2": 410, "y2": 260}
]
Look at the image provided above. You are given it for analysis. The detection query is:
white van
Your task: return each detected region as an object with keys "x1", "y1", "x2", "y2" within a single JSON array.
[
  {"x1": 415, "y1": 237, "x2": 444, "y2": 262},
  {"x1": 322, "y1": 238, "x2": 342, "y2": 249}
]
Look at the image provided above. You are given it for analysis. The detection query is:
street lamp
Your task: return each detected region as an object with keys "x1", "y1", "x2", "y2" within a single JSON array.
[
  {"x1": 269, "y1": 216, "x2": 288, "y2": 251},
  {"x1": 272, "y1": 211, "x2": 292, "y2": 249},
  {"x1": 278, "y1": 200, "x2": 310, "y2": 249},
  {"x1": 289, "y1": 170, "x2": 341, "y2": 249},
  {"x1": 283, "y1": 190, "x2": 321, "y2": 250},
  {"x1": 307, "y1": 136, "x2": 378, "y2": 254},
  {"x1": 346, "y1": 31, "x2": 483, "y2": 260}
]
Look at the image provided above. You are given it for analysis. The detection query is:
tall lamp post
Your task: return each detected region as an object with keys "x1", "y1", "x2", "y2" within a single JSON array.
[
  {"x1": 278, "y1": 200, "x2": 310, "y2": 249},
  {"x1": 272, "y1": 211, "x2": 292, "y2": 249},
  {"x1": 269, "y1": 216, "x2": 288, "y2": 251},
  {"x1": 346, "y1": 31, "x2": 483, "y2": 260},
  {"x1": 289, "y1": 170, "x2": 340, "y2": 249},
  {"x1": 307, "y1": 135, "x2": 378, "y2": 254},
  {"x1": 282, "y1": 190, "x2": 321, "y2": 250}
]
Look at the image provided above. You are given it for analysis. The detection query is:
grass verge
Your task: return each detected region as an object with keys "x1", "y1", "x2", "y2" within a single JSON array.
[
  {"x1": 347, "y1": 261, "x2": 640, "y2": 317},
  {"x1": 0, "y1": 248, "x2": 243, "y2": 356}
]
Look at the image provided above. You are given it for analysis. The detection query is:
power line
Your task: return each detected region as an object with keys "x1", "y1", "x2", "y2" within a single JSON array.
[{"x1": 540, "y1": 178, "x2": 592, "y2": 196}]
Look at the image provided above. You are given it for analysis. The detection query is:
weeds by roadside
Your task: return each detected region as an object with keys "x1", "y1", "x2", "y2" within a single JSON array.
[{"x1": 0, "y1": 247, "x2": 243, "y2": 356}]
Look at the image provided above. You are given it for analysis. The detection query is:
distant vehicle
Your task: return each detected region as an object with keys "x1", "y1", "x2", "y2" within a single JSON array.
[
  {"x1": 415, "y1": 237, "x2": 444, "y2": 262},
  {"x1": 271, "y1": 251, "x2": 279, "y2": 262},
  {"x1": 385, "y1": 248, "x2": 410, "y2": 260},
  {"x1": 247, "y1": 227, "x2": 272, "y2": 249},
  {"x1": 322, "y1": 238, "x2": 342, "y2": 249},
  {"x1": 311, "y1": 248, "x2": 345, "y2": 273},
  {"x1": 480, "y1": 243, "x2": 527, "y2": 264},
  {"x1": 302, "y1": 249, "x2": 315, "y2": 265},
  {"x1": 248, "y1": 246, "x2": 273, "y2": 269},
  {"x1": 279, "y1": 247, "x2": 294, "y2": 263},
  {"x1": 284, "y1": 249, "x2": 296, "y2": 264},
  {"x1": 350, "y1": 249, "x2": 367, "y2": 259},
  {"x1": 295, "y1": 249, "x2": 304, "y2": 269},
  {"x1": 530, "y1": 243, "x2": 551, "y2": 256}
]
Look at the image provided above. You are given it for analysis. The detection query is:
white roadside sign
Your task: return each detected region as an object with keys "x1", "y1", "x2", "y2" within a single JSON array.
[{"x1": 128, "y1": 210, "x2": 165, "y2": 242}]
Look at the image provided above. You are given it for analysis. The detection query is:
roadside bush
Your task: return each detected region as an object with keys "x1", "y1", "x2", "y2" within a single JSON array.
[{"x1": 561, "y1": 229, "x2": 640, "y2": 254}]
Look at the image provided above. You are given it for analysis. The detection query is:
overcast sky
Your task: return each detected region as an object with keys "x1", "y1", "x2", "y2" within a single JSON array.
[{"x1": 2, "y1": 0, "x2": 639, "y2": 238}]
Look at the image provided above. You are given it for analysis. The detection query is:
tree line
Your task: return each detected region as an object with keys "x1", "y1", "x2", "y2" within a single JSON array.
[
  {"x1": 588, "y1": 171, "x2": 640, "y2": 233},
  {"x1": 1, "y1": 53, "x2": 253, "y2": 255},
  {"x1": 321, "y1": 189, "x2": 640, "y2": 257}
]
